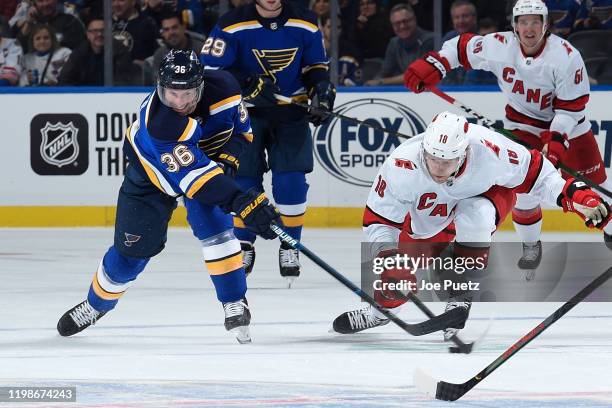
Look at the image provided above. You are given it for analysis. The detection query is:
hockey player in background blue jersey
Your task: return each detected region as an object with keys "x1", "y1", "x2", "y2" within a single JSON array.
[
  {"x1": 200, "y1": 0, "x2": 336, "y2": 286},
  {"x1": 57, "y1": 50, "x2": 283, "y2": 344}
]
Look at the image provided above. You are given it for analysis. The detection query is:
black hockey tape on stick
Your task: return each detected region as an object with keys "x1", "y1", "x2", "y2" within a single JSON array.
[
  {"x1": 273, "y1": 94, "x2": 415, "y2": 141},
  {"x1": 428, "y1": 86, "x2": 612, "y2": 200},
  {"x1": 414, "y1": 266, "x2": 612, "y2": 401},
  {"x1": 269, "y1": 222, "x2": 475, "y2": 352}
]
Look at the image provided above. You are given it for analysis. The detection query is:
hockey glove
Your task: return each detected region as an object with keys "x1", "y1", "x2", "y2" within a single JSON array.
[
  {"x1": 540, "y1": 130, "x2": 569, "y2": 168},
  {"x1": 558, "y1": 178, "x2": 611, "y2": 229},
  {"x1": 242, "y1": 75, "x2": 279, "y2": 107},
  {"x1": 373, "y1": 249, "x2": 417, "y2": 309},
  {"x1": 217, "y1": 153, "x2": 239, "y2": 178},
  {"x1": 403, "y1": 51, "x2": 450, "y2": 93},
  {"x1": 307, "y1": 80, "x2": 336, "y2": 126},
  {"x1": 228, "y1": 188, "x2": 282, "y2": 239}
]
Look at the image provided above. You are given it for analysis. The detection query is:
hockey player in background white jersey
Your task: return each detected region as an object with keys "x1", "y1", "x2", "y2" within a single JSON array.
[
  {"x1": 403, "y1": 0, "x2": 612, "y2": 276},
  {"x1": 331, "y1": 112, "x2": 609, "y2": 338}
]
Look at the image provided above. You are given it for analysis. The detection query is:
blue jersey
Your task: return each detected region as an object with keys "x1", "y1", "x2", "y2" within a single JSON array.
[
  {"x1": 546, "y1": 0, "x2": 581, "y2": 29},
  {"x1": 124, "y1": 70, "x2": 252, "y2": 200},
  {"x1": 576, "y1": 0, "x2": 612, "y2": 29},
  {"x1": 199, "y1": 3, "x2": 329, "y2": 100}
]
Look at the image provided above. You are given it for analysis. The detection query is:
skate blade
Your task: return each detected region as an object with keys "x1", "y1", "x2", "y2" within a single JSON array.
[
  {"x1": 285, "y1": 276, "x2": 296, "y2": 288},
  {"x1": 524, "y1": 269, "x2": 536, "y2": 281},
  {"x1": 232, "y1": 326, "x2": 251, "y2": 344}
]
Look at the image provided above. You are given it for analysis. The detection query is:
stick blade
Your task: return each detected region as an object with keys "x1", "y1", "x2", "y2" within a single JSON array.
[
  {"x1": 413, "y1": 368, "x2": 439, "y2": 398},
  {"x1": 414, "y1": 368, "x2": 472, "y2": 401}
]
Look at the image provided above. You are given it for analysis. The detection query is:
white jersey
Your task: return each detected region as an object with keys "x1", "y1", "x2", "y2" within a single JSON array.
[
  {"x1": 363, "y1": 123, "x2": 565, "y2": 244},
  {"x1": 0, "y1": 38, "x2": 23, "y2": 84},
  {"x1": 440, "y1": 32, "x2": 590, "y2": 139},
  {"x1": 20, "y1": 47, "x2": 72, "y2": 86}
]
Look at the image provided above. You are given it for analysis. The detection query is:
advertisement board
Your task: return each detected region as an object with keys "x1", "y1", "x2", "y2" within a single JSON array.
[{"x1": 1, "y1": 88, "x2": 610, "y2": 229}]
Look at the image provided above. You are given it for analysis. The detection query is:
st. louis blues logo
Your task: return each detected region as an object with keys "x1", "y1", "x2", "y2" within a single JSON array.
[
  {"x1": 252, "y1": 48, "x2": 299, "y2": 82},
  {"x1": 124, "y1": 233, "x2": 141, "y2": 247},
  {"x1": 39, "y1": 121, "x2": 80, "y2": 168}
]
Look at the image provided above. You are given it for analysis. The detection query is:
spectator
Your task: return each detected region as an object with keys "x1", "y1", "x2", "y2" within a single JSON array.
[
  {"x1": 574, "y1": 0, "x2": 612, "y2": 31},
  {"x1": 0, "y1": 34, "x2": 22, "y2": 85},
  {"x1": 145, "y1": 12, "x2": 204, "y2": 83},
  {"x1": 367, "y1": 3, "x2": 433, "y2": 86},
  {"x1": 545, "y1": 0, "x2": 580, "y2": 37},
  {"x1": 310, "y1": 0, "x2": 330, "y2": 19},
  {"x1": 13, "y1": 0, "x2": 85, "y2": 52},
  {"x1": 1, "y1": 0, "x2": 18, "y2": 23},
  {"x1": 442, "y1": 0, "x2": 477, "y2": 41},
  {"x1": 463, "y1": 17, "x2": 498, "y2": 85},
  {"x1": 176, "y1": 0, "x2": 207, "y2": 34},
  {"x1": 354, "y1": 0, "x2": 393, "y2": 59},
  {"x1": 59, "y1": 17, "x2": 137, "y2": 86},
  {"x1": 320, "y1": 12, "x2": 363, "y2": 86},
  {"x1": 441, "y1": 0, "x2": 477, "y2": 85},
  {"x1": 20, "y1": 23, "x2": 70, "y2": 86},
  {"x1": 112, "y1": 0, "x2": 159, "y2": 64},
  {"x1": 142, "y1": 0, "x2": 177, "y2": 28}
]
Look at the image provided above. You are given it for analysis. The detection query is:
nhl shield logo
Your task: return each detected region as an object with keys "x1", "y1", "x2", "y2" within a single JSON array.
[
  {"x1": 40, "y1": 121, "x2": 80, "y2": 167},
  {"x1": 31, "y1": 113, "x2": 88, "y2": 175}
]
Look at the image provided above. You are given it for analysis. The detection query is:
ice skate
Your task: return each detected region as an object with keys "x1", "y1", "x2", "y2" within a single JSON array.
[
  {"x1": 517, "y1": 241, "x2": 542, "y2": 280},
  {"x1": 443, "y1": 296, "x2": 472, "y2": 341},
  {"x1": 241, "y1": 241, "x2": 256, "y2": 276},
  {"x1": 57, "y1": 300, "x2": 106, "y2": 337},
  {"x1": 331, "y1": 305, "x2": 390, "y2": 334},
  {"x1": 223, "y1": 298, "x2": 251, "y2": 344},
  {"x1": 279, "y1": 242, "x2": 300, "y2": 288}
]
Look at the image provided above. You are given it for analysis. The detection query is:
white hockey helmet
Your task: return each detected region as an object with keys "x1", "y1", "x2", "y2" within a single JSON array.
[
  {"x1": 422, "y1": 111, "x2": 469, "y2": 160},
  {"x1": 512, "y1": 0, "x2": 548, "y2": 32}
]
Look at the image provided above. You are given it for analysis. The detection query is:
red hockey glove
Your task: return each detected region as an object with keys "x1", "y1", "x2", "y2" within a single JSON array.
[
  {"x1": 540, "y1": 130, "x2": 569, "y2": 168},
  {"x1": 373, "y1": 249, "x2": 417, "y2": 309},
  {"x1": 403, "y1": 51, "x2": 450, "y2": 93},
  {"x1": 558, "y1": 178, "x2": 611, "y2": 229}
]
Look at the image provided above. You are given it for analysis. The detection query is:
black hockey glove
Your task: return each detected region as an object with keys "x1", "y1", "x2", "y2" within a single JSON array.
[
  {"x1": 307, "y1": 80, "x2": 336, "y2": 126},
  {"x1": 217, "y1": 153, "x2": 239, "y2": 178},
  {"x1": 226, "y1": 188, "x2": 282, "y2": 240},
  {"x1": 242, "y1": 75, "x2": 280, "y2": 107}
]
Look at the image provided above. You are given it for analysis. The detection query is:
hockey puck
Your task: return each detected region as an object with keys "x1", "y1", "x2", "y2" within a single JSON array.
[{"x1": 448, "y1": 343, "x2": 473, "y2": 354}]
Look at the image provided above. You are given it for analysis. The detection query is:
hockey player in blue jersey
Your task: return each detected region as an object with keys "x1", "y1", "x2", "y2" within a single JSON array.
[
  {"x1": 200, "y1": 0, "x2": 336, "y2": 286},
  {"x1": 56, "y1": 50, "x2": 282, "y2": 344}
]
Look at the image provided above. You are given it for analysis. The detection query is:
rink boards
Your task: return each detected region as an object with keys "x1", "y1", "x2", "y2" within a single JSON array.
[{"x1": 1, "y1": 87, "x2": 611, "y2": 230}]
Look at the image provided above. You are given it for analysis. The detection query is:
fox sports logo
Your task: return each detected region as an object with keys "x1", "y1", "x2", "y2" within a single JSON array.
[{"x1": 314, "y1": 98, "x2": 426, "y2": 187}]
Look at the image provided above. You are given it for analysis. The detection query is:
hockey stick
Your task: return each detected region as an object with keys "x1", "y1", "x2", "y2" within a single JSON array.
[
  {"x1": 428, "y1": 86, "x2": 612, "y2": 200},
  {"x1": 270, "y1": 223, "x2": 474, "y2": 351},
  {"x1": 414, "y1": 266, "x2": 612, "y2": 401},
  {"x1": 273, "y1": 94, "x2": 414, "y2": 141}
]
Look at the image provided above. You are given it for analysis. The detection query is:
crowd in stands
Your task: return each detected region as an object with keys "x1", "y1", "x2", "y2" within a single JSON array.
[{"x1": 0, "y1": 0, "x2": 610, "y2": 87}]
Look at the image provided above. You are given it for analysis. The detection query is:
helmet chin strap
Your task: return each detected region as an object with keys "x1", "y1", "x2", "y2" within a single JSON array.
[{"x1": 445, "y1": 150, "x2": 468, "y2": 186}]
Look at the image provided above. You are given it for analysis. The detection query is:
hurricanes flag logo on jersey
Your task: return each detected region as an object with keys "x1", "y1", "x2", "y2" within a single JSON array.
[{"x1": 252, "y1": 48, "x2": 299, "y2": 82}]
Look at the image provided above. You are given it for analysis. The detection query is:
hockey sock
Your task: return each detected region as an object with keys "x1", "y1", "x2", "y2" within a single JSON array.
[
  {"x1": 201, "y1": 230, "x2": 247, "y2": 302},
  {"x1": 272, "y1": 171, "x2": 308, "y2": 240},
  {"x1": 87, "y1": 246, "x2": 149, "y2": 313},
  {"x1": 512, "y1": 206, "x2": 542, "y2": 243}
]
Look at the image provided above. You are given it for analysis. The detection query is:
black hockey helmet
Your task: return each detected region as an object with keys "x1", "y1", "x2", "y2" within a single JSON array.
[{"x1": 157, "y1": 50, "x2": 205, "y2": 112}]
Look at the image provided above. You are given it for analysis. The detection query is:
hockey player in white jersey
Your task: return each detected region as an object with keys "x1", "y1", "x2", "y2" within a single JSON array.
[
  {"x1": 403, "y1": 0, "x2": 612, "y2": 276},
  {"x1": 331, "y1": 111, "x2": 609, "y2": 338}
]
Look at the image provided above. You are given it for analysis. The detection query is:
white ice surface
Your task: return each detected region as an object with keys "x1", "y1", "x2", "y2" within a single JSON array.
[{"x1": 1, "y1": 228, "x2": 611, "y2": 407}]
